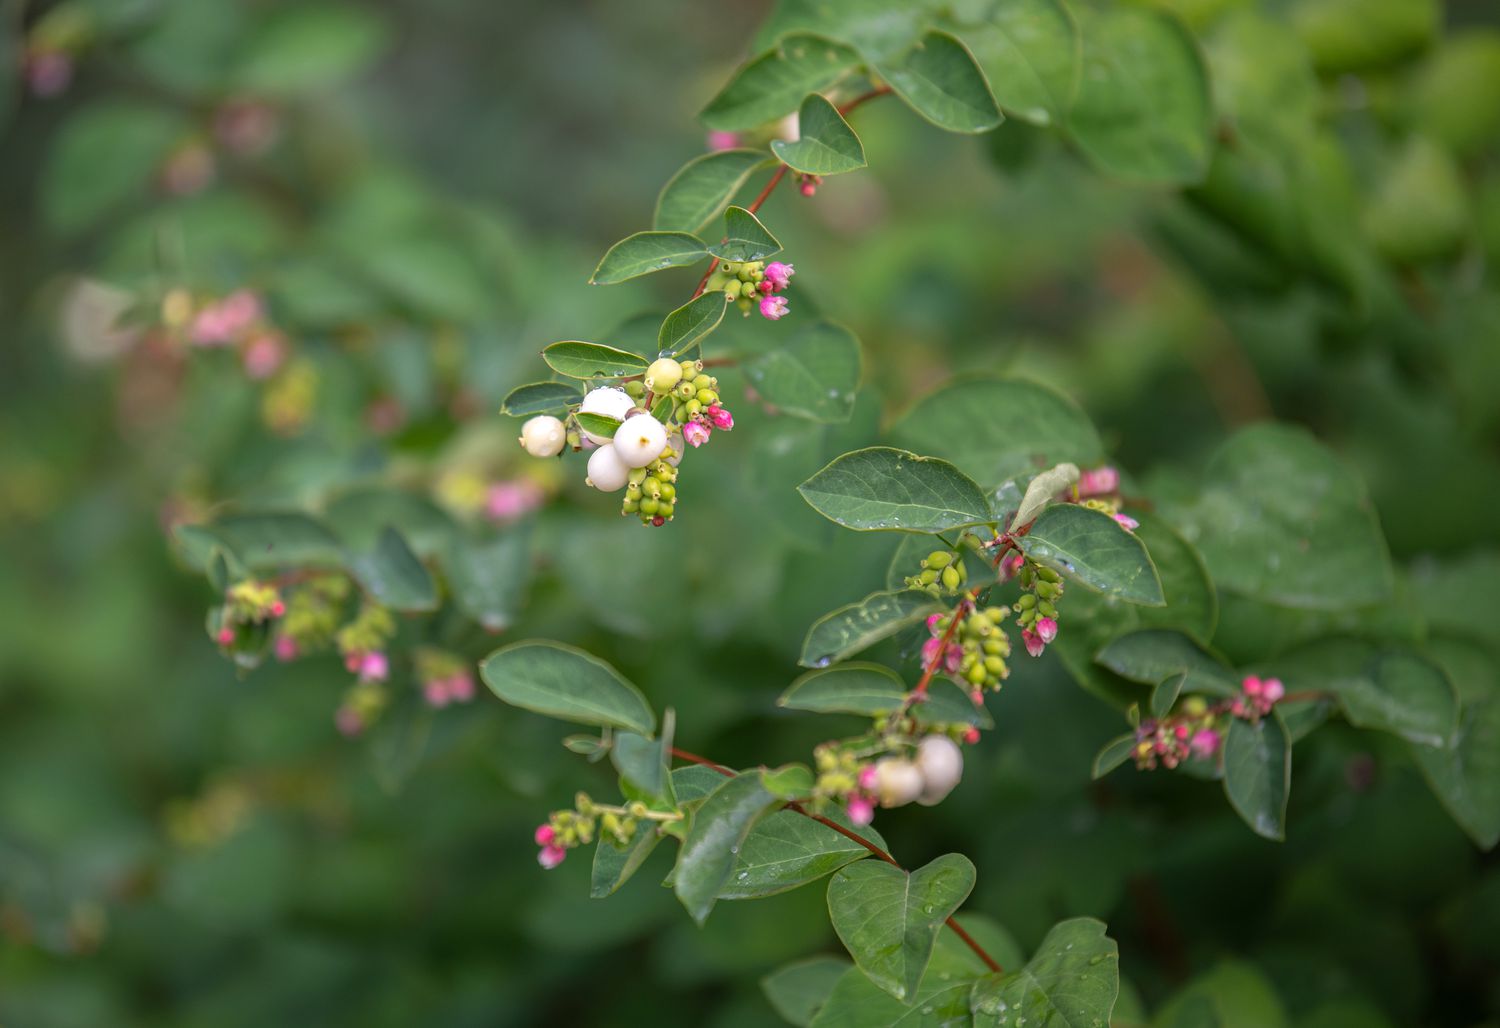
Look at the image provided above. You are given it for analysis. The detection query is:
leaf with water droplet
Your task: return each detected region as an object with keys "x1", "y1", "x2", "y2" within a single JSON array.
[{"x1": 969, "y1": 918, "x2": 1119, "y2": 1027}]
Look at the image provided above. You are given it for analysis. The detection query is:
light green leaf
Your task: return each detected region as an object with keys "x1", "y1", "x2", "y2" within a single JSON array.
[
  {"x1": 706, "y1": 206, "x2": 782, "y2": 262},
  {"x1": 659, "y1": 291, "x2": 729, "y2": 359},
  {"x1": 655, "y1": 148, "x2": 774, "y2": 233},
  {"x1": 1222, "y1": 713, "x2": 1291, "y2": 841},
  {"x1": 673, "y1": 772, "x2": 784, "y2": 924},
  {"x1": 446, "y1": 528, "x2": 531, "y2": 632},
  {"x1": 613, "y1": 709, "x2": 676, "y2": 803},
  {"x1": 479, "y1": 641, "x2": 655, "y2": 735},
  {"x1": 799, "y1": 447, "x2": 993, "y2": 533},
  {"x1": 703, "y1": 33, "x2": 860, "y2": 132},
  {"x1": 541, "y1": 340, "x2": 650, "y2": 379},
  {"x1": 800, "y1": 589, "x2": 944, "y2": 668},
  {"x1": 762, "y1": 764, "x2": 817, "y2": 799},
  {"x1": 875, "y1": 30, "x2": 1002, "y2": 134},
  {"x1": 345, "y1": 527, "x2": 437, "y2": 613},
  {"x1": 1018, "y1": 504, "x2": 1164, "y2": 606},
  {"x1": 1066, "y1": 6, "x2": 1213, "y2": 185},
  {"x1": 949, "y1": 0, "x2": 1080, "y2": 126},
  {"x1": 772, "y1": 94, "x2": 867, "y2": 175},
  {"x1": 43, "y1": 102, "x2": 188, "y2": 235},
  {"x1": 501, "y1": 381, "x2": 581, "y2": 416},
  {"x1": 915, "y1": 679, "x2": 995, "y2": 730},
  {"x1": 1092, "y1": 733, "x2": 1137, "y2": 779},
  {"x1": 744, "y1": 320, "x2": 863, "y2": 423},
  {"x1": 575, "y1": 412, "x2": 623, "y2": 439},
  {"x1": 890, "y1": 377, "x2": 1103, "y2": 489},
  {"x1": 970, "y1": 917, "x2": 1119, "y2": 1025},
  {"x1": 781, "y1": 662, "x2": 907, "y2": 715},
  {"x1": 763, "y1": 956, "x2": 853, "y2": 1028},
  {"x1": 751, "y1": 1, "x2": 923, "y2": 62},
  {"x1": 235, "y1": 3, "x2": 387, "y2": 95},
  {"x1": 1363, "y1": 136, "x2": 1469, "y2": 265},
  {"x1": 827, "y1": 853, "x2": 977, "y2": 1001},
  {"x1": 590, "y1": 231, "x2": 708, "y2": 285},
  {"x1": 1175, "y1": 424, "x2": 1394, "y2": 610},
  {"x1": 721, "y1": 807, "x2": 885, "y2": 900}
]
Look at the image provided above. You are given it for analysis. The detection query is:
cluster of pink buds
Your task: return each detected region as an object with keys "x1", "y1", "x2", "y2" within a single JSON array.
[
  {"x1": 1231, "y1": 675, "x2": 1285, "y2": 721},
  {"x1": 415, "y1": 648, "x2": 478, "y2": 708},
  {"x1": 166, "y1": 288, "x2": 291, "y2": 382},
  {"x1": 702, "y1": 259, "x2": 794, "y2": 320},
  {"x1": 684, "y1": 401, "x2": 734, "y2": 448},
  {"x1": 24, "y1": 47, "x2": 73, "y2": 98},
  {"x1": 214, "y1": 580, "x2": 286, "y2": 649},
  {"x1": 535, "y1": 823, "x2": 567, "y2": 869},
  {"x1": 1133, "y1": 696, "x2": 1222, "y2": 771},
  {"x1": 345, "y1": 650, "x2": 389, "y2": 683},
  {"x1": 797, "y1": 173, "x2": 823, "y2": 197},
  {"x1": 1013, "y1": 560, "x2": 1063, "y2": 658}
]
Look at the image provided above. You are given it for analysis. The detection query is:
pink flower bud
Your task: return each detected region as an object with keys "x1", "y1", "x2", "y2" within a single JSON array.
[
  {"x1": 857, "y1": 765, "x2": 878, "y2": 791},
  {"x1": 763, "y1": 262, "x2": 795, "y2": 292},
  {"x1": 1263, "y1": 677, "x2": 1285, "y2": 704},
  {"x1": 486, "y1": 479, "x2": 545, "y2": 522},
  {"x1": 846, "y1": 795, "x2": 875, "y2": 826},
  {"x1": 274, "y1": 636, "x2": 298, "y2": 662},
  {"x1": 999, "y1": 552, "x2": 1024, "y2": 581},
  {"x1": 1022, "y1": 629, "x2": 1045, "y2": 658},
  {"x1": 1035, "y1": 616, "x2": 1058, "y2": 644},
  {"x1": 963, "y1": 726, "x2": 981, "y2": 745},
  {"x1": 538, "y1": 844, "x2": 567, "y2": 869},
  {"x1": 706, "y1": 130, "x2": 741, "y2": 151},
  {"x1": 424, "y1": 679, "x2": 450, "y2": 708},
  {"x1": 449, "y1": 673, "x2": 475, "y2": 702},
  {"x1": 1242, "y1": 675, "x2": 1263, "y2": 697},
  {"x1": 25, "y1": 50, "x2": 73, "y2": 98},
  {"x1": 921, "y1": 636, "x2": 945, "y2": 668},
  {"x1": 759, "y1": 295, "x2": 789, "y2": 321},
  {"x1": 926, "y1": 613, "x2": 944, "y2": 632},
  {"x1": 705, "y1": 404, "x2": 734, "y2": 431},
  {"x1": 242, "y1": 332, "x2": 287, "y2": 380},
  {"x1": 216, "y1": 627, "x2": 235, "y2": 646},
  {"x1": 359, "y1": 651, "x2": 389, "y2": 682},
  {"x1": 269, "y1": 600, "x2": 286, "y2": 618},
  {"x1": 534, "y1": 824, "x2": 556, "y2": 846},
  {"x1": 1113, "y1": 513, "x2": 1139, "y2": 531},
  {"x1": 1190, "y1": 729, "x2": 1221, "y2": 758},
  {"x1": 1077, "y1": 466, "x2": 1120, "y2": 498},
  {"x1": 759, "y1": 280, "x2": 773, "y2": 294},
  {"x1": 682, "y1": 418, "x2": 712, "y2": 448},
  {"x1": 800, "y1": 181, "x2": 817, "y2": 197},
  {"x1": 344, "y1": 653, "x2": 361, "y2": 673},
  {"x1": 335, "y1": 706, "x2": 363, "y2": 737},
  {"x1": 1174, "y1": 723, "x2": 1191, "y2": 741}
]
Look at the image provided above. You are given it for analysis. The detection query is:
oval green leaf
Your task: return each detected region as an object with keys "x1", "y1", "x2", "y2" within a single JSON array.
[
  {"x1": 800, "y1": 589, "x2": 945, "y2": 668},
  {"x1": 874, "y1": 30, "x2": 1003, "y2": 134},
  {"x1": 702, "y1": 33, "x2": 860, "y2": 132},
  {"x1": 590, "y1": 231, "x2": 708, "y2": 284},
  {"x1": 798, "y1": 447, "x2": 993, "y2": 533},
  {"x1": 654, "y1": 148, "x2": 773, "y2": 233},
  {"x1": 1222, "y1": 712, "x2": 1291, "y2": 841},
  {"x1": 771, "y1": 93, "x2": 867, "y2": 175},
  {"x1": 541, "y1": 340, "x2": 650, "y2": 379},
  {"x1": 479, "y1": 640, "x2": 656, "y2": 735},
  {"x1": 744, "y1": 319, "x2": 863, "y2": 423},
  {"x1": 1016, "y1": 504, "x2": 1165, "y2": 606},
  {"x1": 705, "y1": 205, "x2": 782, "y2": 262}
]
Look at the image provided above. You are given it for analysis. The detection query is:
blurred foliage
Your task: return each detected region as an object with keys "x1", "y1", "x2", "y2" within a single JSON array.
[{"x1": 2, "y1": 0, "x2": 1499, "y2": 1025}]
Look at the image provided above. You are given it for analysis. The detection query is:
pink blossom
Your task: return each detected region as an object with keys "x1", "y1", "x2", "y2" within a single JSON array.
[
  {"x1": 763, "y1": 262, "x2": 795, "y2": 292},
  {"x1": 424, "y1": 679, "x2": 450, "y2": 708},
  {"x1": 846, "y1": 795, "x2": 875, "y2": 826},
  {"x1": 705, "y1": 404, "x2": 734, "y2": 431},
  {"x1": 926, "y1": 613, "x2": 944, "y2": 632},
  {"x1": 857, "y1": 765, "x2": 878, "y2": 791},
  {"x1": 216, "y1": 627, "x2": 235, "y2": 647},
  {"x1": 962, "y1": 726, "x2": 981, "y2": 745},
  {"x1": 1022, "y1": 629, "x2": 1045, "y2": 658},
  {"x1": 1242, "y1": 675, "x2": 1263, "y2": 697},
  {"x1": 970, "y1": 689, "x2": 984, "y2": 706},
  {"x1": 1262, "y1": 677, "x2": 1285, "y2": 704},
  {"x1": 486, "y1": 479, "x2": 545, "y2": 522},
  {"x1": 800, "y1": 181, "x2": 817, "y2": 197},
  {"x1": 758, "y1": 280, "x2": 773, "y2": 295},
  {"x1": 274, "y1": 636, "x2": 298, "y2": 662},
  {"x1": 1035, "y1": 616, "x2": 1058, "y2": 644},
  {"x1": 706, "y1": 130, "x2": 741, "y2": 151},
  {"x1": 335, "y1": 706, "x2": 363, "y2": 737},
  {"x1": 998, "y1": 551, "x2": 1024, "y2": 581},
  {"x1": 448, "y1": 673, "x2": 475, "y2": 702},
  {"x1": 921, "y1": 636, "x2": 945, "y2": 668},
  {"x1": 1190, "y1": 729, "x2": 1221, "y2": 758},
  {"x1": 538, "y1": 844, "x2": 567, "y2": 869},
  {"x1": 358, "y1": 651, "x2": 389, "y2": 682},
  {"x1": 1114, "y1": 513, "x2": 1139, "y2": 531},
  {"x1": 1077, "y1": 466, "x2": 1120, "y2": 498},
  {"x1": 534, "y1": 824, "x2": 556, "y2": 846},
  {"x1": 759, "y1": 295, "x2": 789, "y2": 321},
  {"x1": 242, "y1": 332, "x2": 287, "y2": 380},
  {"x1": 682, "y1": 418, "x2": 712, "y2": 448}
]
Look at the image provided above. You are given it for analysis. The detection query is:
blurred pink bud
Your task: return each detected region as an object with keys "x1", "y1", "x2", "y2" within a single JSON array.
[
  {"x1": 800, "y1": 181, "x2": 817, "y2": 197},
  {"x1": 269, "y1": 600, "x2": 286, "y2": 618},
  {"x1": 1035, "y1": 616, "x2": 1058, "y2": 644},
  {"x1": 335, "y1": 706, "x2": 363, "y2": 737},
  {"x1": 1022, "y1": 629, "x2": 1044, "y2": 658},
  {"x1": 359, "y1": 651, "x2": 389, "y2": 682},
  {"x1": 1113, "y1": 513, "x2": 1139, "y2": 531},
  {"x1": 926, "y1": 613, "x2": 944, "y2": 632},
  {"x1": 1263, "y1": 677, "x2": 1285, "y2": 703},
  {"x1": 26, "y1": 50, "x2": 73, "y2": 98},
  {"x1": 705, "y1": 404, "x2": 734, "y2": 431},
  {"x1": 1190, "y1": 729, "x2": 1221, "y2": 758},
  {"x1": 216, "y1": 627, "x2": 235, "y2": 646},
  {"x1": 846, "y1": 795, "x2": 875, "y2": 826},
  {"x1": 486, "y1": 479, "x2": 545, "y2": 522},
  {"x1": 706, "y1": 130, "x2": 741, "y2": 151},
  {"x1": 1077, "y1": 466, "x2": 1120, "y2": 498},
  {"x1": 448, "y1": 673, "x2": 475, "y2": 702},
  {"x1": 999, "y1": 551, "x2": 1024, "y2": 581},
  {"x1": 535, "y1": 824, "x2": 556, "y2": 846},
  {"x1": 963, "y1": 726, "x2": 981, "y2": 745},
  {"x1": 857, "y1": 765, "x2": 878, "y2": 791},
  {"x1": 424, "y1": 680, "x2": 450, "y2": 708},
  {"x1": 759, "y1": 295, "x2": 789, "y2": 321},
  {"x1": 274, "y1": 636, "x2": 298, "y2": 662},
  {"x1": 242, "y1": 332, "x2": 287, "y2": 380},
  {"x1": 538, "y1": 844, "x2": 567, "y2": 869},
  {"x1": 1242, "y1": 675, "x2": 1263, "y2": 697},
  {"x1": 682, "y1": 419, "x2": 712, "y2": 448}
]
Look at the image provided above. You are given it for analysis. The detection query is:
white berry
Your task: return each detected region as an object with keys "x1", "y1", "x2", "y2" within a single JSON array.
[
  {"x1": 578, "y1": 386, "x2": 635, "y2": 444},
  {"x1": 873, "y1": 757, "x2": 924, "y2": 808},
  {"x1": 585, "y1": 444, "x2": 631, "y2": 492},
  {"x1": 915, "y1": 735, "x2": 964, "y2": 806},
  {"x1": 613, "y1": 413, "x2": 668, "y2": 468},
  {"x1": 645, "y1": 357, "x2": 683, "y2": 394},
  {"x1": 518, "y1": 415, "x2": 566, "y2": 458}
]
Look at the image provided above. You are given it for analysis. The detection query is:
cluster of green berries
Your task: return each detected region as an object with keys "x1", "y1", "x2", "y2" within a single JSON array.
[
  {"x1": 628, "y1": 357, "x2": 724, "y2": 422},
  {"x1": 335, "y1": 602, "x2": 396, "y2": 664},
  {"x1": 621, "y1": 449, "x2": 680, "y2": 525},
  {"x1": 536, "y1": 793, "x2": 654, "y2": 869},
  {"x1": 277, "y1": 574, "x2": 351, "y2": 653},
  {"x1": 813, "y1": 743, "x2": 867, "y2": 800},
  {"x1": 705, "y1": 260, "x2": 768, "y2": 315},
  {"x1": 906, "y1": 549, "x2": 969, "y2": 595},
  {"x1": 1014, "y1": 561, "x2": 1063, "y2": 656},
  {"x1": 950, "y1": 605, "x2": 1013, "y2": 693}
]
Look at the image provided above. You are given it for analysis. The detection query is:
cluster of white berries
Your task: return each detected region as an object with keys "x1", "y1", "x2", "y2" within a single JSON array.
[{"x1": 871, "y1": 735, "x2": 964, "y2": 809}]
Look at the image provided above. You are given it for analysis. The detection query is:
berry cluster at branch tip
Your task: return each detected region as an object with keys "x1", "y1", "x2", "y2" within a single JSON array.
[{"x1": 703, "y1": 259, "x2": 794, "y2": 320}]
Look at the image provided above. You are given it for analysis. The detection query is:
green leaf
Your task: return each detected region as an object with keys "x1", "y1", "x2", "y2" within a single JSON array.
[
  {"x1": 1294, "y1": 0, "x2": 1439, "y2": 74},
  {"x1": 235, "y1": 3, "x2": 387, "y2": 95},
  {"x1": 915, "y1": 679, "x2": 995, "y2": 730},
  {"x1": 1065, "y1": 6, "x2": 1213, "y2": 185},
  {"x1": 1096, "y1": 629, "x2": 1239, "y2": 695},
  {"x1": 345, "y1": 527, "x2": 437, "y2": 613},
  {"x1": 702, "y1": 33, "x2": 860, "y2": 132},
  {"x1": 446, "y1": 528, "x2": 531, "y2": 632},
  {"x1": 1363, "y1": 136, "x2": 1469, "y2": 265},
  {"x1": 890, "y1": 377, "x2": 1103, "y2": 489},
  {"x1": 1017, "y1": 504, "x2": 1165, "y2": 606},
  {"x1": 706, "y1": 206, "x2": 782, "y2": 262},
  {"x1": 828, "y1": 853, "x2": 976, "y2": 1002},
  {"x1": 771, "y1": 94, "x2": 867, "y2": 175},
  {"x1": 591, "y1": 829, "x2": 662, "y2": 898},
  {"x1": 613, "y1": 709, "x2": 676, "y2": 803},
  {"x1": 654, "y1": 148, "x2": 774, "y2": 233},
  {"x1": 658, "y1": 291, "x2": 730, "y2": 359},
  {"x1": 590, "y1": 231, "x2": 708, "y2": 285},
  {"x1": 744, "y1": 320, "x2": 863, "y2": 423},
  {"x1": 322, "y1": 488, "x2": 456, "y2": 559},
  {"x1": 800, "y1": 589, "x2": 944, "y2": 668},
  {"x1": 1009, "y1": 462, "x2": 1080, "y2": 534},
  {"x1": 575, "y1": 411, "x2": 624, "y2": 439},
  {"x1": 948, "y1": 0, "x2": 1080, "y2": 126},
  {"x1": 1092, "y1": 733, "x2": 1137, "y2": 779},
  {"x1": 1222, "y1": 713, "x2": 1291, "y2": 841},
  {"x1": 673, "y1": 772, "x2": 784, "y2": 924},
  {"x1": 501, "y1": 381, "x2": 581, "y2": 416},
  {"x1": 194, "y1": 512, "x2": 345, "y2": 571},
  {"x1": 43, "y1": 101, "x2": 188, "y2": 235},
  {"x1": 799, "y1": 448, "x2": 993, "y2": 533},
  {"x1": 541, "y1": 341, "x2": 650, "y2": 379},
  {"x1": 1260, "y1": 638, "x2": 1458, "y2": 748},
  {"x1": 1175, "y1": 424, "x2": 1394, "y2": 610},
  {"x1": 875, "y1": 30, "x2": 1002, "y2": 134},
  {"x1": 781, "y1": 662, "x2": 907, "y2": 715},
  {"x1": 763, "y1": 956, "x2": 853, "y2": 1027},
  {"x1": 969, "y1": 917, "x2": 1119, "y2": 1026},
  {"x1": 479, "y1": 641, "x2": 656, "y2": 735},
  {"x1": 750, "y1": 1, "x2": 924, "y2": 62},
  {"x1": 720, "y1": 807, "x2": 885, "y2": 900},
  {"x1": 1410, "y1": 647, "x2": 1500, "y2": 850}
]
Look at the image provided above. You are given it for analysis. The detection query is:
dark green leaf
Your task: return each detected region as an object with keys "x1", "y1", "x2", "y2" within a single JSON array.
[
  {"x1": 194, "y1": 512, "x2": 344, "y2": 571},
  {"x1": 655, "y1": 148, "x2": 774, "y2": 233},
  {"x1": 1222, "y1": 713, "x2": 1291, "y2": 841},
  {"x1": 43, "y1": 102, "x2": 188, "y2": 234},
  {"x1": 501, "y1": 381, "x2": 580, "y2": 416},
  {"x1": 827, "y1": 853, "x2": 976, "y2": 1002},
  {"x1": 763, "y1": 956, "x2": 853, "y2": 1027},
  {"x1": 591, "y1": 829, "x2": 662, "y2": 898},
  {"x1": 673, "y1": 772, "x2": 783, "y2": 924},
  {"x1": 345, "y1": 527, "x2": 437, "y2": 613},
  {"x1": 659, "y1": 291, "x2": 729, "y2": 358},
  {"x1": 479, "y1": 640, "x2": 656, "y2": 735},
  {"x1": 235, "y1": 3, "x2": 388, "y2": 95},
  {"x1": 800, "y1": 589, "x2": 944, "y2": 668},
  {"x1": 969, "y1": 917, "x2": 1119, "y2": 1026},
  {"x1": 799, "y1": 448, "x2": 993, "y2": 533},
  {"x1": 874, "y1": 30, "x2": 1003, "y2": 134},
  {"x1": 613, "y1": 709, "x2": 676, "y2": 803},
  {"x1": 1151, "y1": 672, "x2": 1188, "y2": 720},
  {"x1": 949, "y1": 0, "x2": 1080, "y2": 126},
  {"x1": 1096, "y1": 629, "x2": 1240, "y2": 695},
  {"x1": 720, "y1": 806, "x2": 885, "y2": 900},
  {"x1": 702, "y1": 33, "x2": 860, "y2": 132},
  {"x1": 541, "y1": 341, "x2": 650, "y2": 379},
  {"x1": 781, "y1": 662, "x2": 907, "y2": 715},
  {"x1": 706, "y1": 205, "x2": 782, "y2": 262},
  {"x1": 1092, "y1": 733, "x2": 1137, "y2": 779},
  {"x1": 1017, "y1": 504, "x2": 1165, "y2": 606},
  {"x1": 914, "y1": 679, "x2": 995, "y2": 730},
  {"x1": 590, "y1": 231, "x2": 708, "y2": 285},
  {"x1": 447, "y1": 528, "x2": 531, "y2": 632},
  {"x1": 744, "y1": 320, "x2": 863, "y2": 423},
  {"x1": 771, "y1": 94, "x2": 867, "y2": 175},
  {"x1": 1410, "y1": 644, "x2": 1500, "y2": 850}
]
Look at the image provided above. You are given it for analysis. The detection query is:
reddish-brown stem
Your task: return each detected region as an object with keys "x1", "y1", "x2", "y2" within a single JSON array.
[
  {"x1": 912, "y1": 589, "x2": 975, "y2": 697},
  {"x1": 745, "y1": 164, "x2": 789, "y2": 214},
  {"x1": 837, "y1": 84, "x2": 893, "y2": 115},
  {"x1": 667, "y1": 745, "x2": 1003, "y2": 974}
]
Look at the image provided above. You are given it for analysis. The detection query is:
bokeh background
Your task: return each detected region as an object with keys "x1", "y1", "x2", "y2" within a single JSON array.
[{"x1": 3, "y1": 0, "x2": 1500, "y2": 1025}]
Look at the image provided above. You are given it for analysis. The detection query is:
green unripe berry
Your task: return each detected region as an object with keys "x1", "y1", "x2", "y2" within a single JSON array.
[
  {"x1": 719, "y1": 262, "x2": 734, "y2": 274},
  {"x1": 1039, "y1": 601, "x2": 1057, "y2": 618},
  {"x1": 982, "y1": 638, "x2": 1006, "y2": 655},
  {"x1": 674, "y1": 380, "x2": 695, "y2": 400},
  {"x1": 984, "y1": 656, "x2": 1007, "y2": 676},
  {"x1": 684, "y1": 399, "x2": 702, "y2": 417},
  {"x1": 1018, "y1": 593, "x2": 1037, "y2": 609},
  {"x1": 645, "y1": 357, "x2": 683, "y2": 394},
  {"x1": 966, "y1": 662, "x2": 988, "y2": 685},
  {"x1": 622, "y1": 499, "x2": 639, "y2": 513},
  {"x1": 737, "y1": 266, "x2": 755, "y2": 282},
  {"x1": 659, "y1": 482, "x2": 676, "y2": 501},
  {"x1": 640, "y1": 497, "x2": 660, "y2": 516},
  {"x1": 941, "y1": 566, "x2": 962, "y2": 590},
  {"x1": 625, "y1": 484, "x2": 643, "y2": 501},
  {"x1": 919, "y1": 568, "x2": 939, "y2": 585},
  {"x1": 723, "y1": 280, "x2": 743, "y2": 300},
  {"x1": 643, "y1": 478, "x2": 662, "y2": 499},
  {"x1": 925, "y1": 550, "x2": 954, "y2": 569},
  {"x1": 624, "y1": 379, "x2": 646, "y2": 398},
  {"x1": 697, "y1": 388, "x2": 718, "y2": 405},
  {"x1": 659, "y1": 500, "x2": 675, "y2": 519},
  {"x1": 680, "y1": 360, "x2": 700, "y2": 381},
  {"x1": 627, "y1": 467, "x2": 648, "y2": 485}
]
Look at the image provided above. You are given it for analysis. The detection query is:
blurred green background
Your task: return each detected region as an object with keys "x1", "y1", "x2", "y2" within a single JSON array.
[{"x1": 3, "y1": 0, "x2": 1500, "y2": 1025}]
